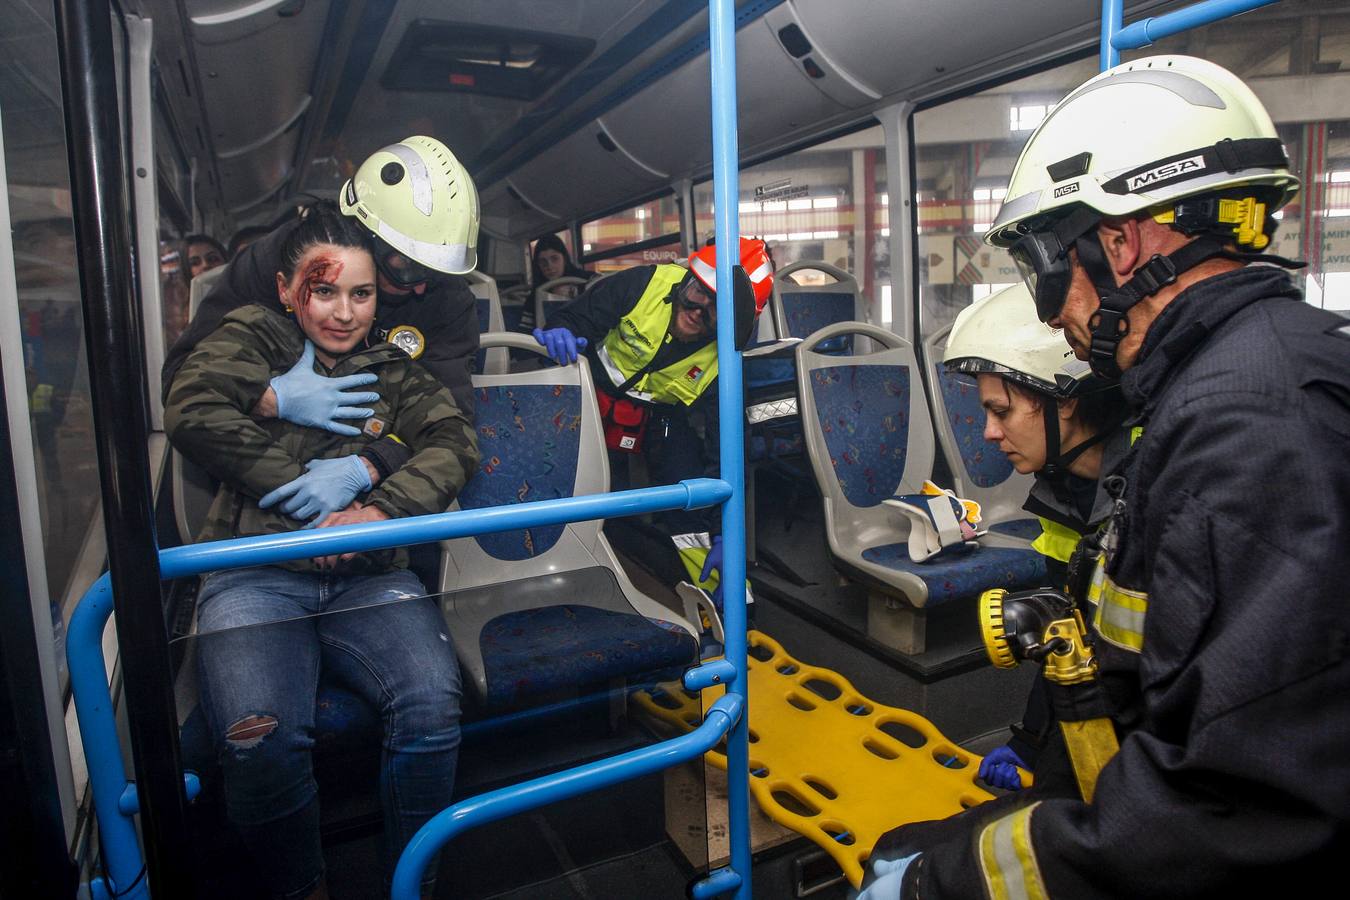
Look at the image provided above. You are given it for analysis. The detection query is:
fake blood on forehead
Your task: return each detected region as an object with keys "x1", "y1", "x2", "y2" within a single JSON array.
[{"x1": 291, "y1": 256, "x2": 344, "y2": 329}]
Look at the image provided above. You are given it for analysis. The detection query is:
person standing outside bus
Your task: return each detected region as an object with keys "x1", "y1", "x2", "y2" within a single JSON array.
[
  {"x1": 532, "y1": 238, "x2": 772, "y2": 591},
  {"x1": 859, "y1": 55, "x2": 1350, "y2": 899},
  {"x1": 163, "y1": 136, "x2": 481, "y2": 527}
]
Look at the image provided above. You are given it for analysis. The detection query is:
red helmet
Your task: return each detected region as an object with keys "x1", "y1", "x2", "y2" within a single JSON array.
[{"x1": 687, "y1": 237, "x2": 773, "y2": 313}]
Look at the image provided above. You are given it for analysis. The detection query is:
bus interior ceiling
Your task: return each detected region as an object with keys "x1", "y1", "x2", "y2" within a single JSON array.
[{"x1": 8, "y1": 0, "x2": 1350, "y2": 897}]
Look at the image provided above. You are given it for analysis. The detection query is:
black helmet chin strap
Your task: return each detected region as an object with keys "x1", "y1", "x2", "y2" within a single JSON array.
[
  {"x1": 1073, "y1": 234, "x2": 1237, "y2": 379},
  {"x1": 1039, "y1": 402, "x2": 1118, "y2": 485}
]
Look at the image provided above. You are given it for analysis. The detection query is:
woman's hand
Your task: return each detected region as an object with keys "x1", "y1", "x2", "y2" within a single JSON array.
[
  {"x1": 312, "y1": 502, "x2": 390, "y2": 569},
  {"x1": 259, "y1": 455, "x2": 376, "y2": 524}
]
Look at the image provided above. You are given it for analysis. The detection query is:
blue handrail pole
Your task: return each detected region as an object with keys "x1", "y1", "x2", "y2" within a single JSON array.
[
  {"x1": 708, "y1": 0, "x2": 753, "y2": 897},
  {"x1": 1111, "y1": 0, "x2": 1277, "y2": 52},
  {"x1": 158, "y1": 478, "x2": 731, "y2": 579},
  {"x1": 390, "y1": 693, "x2": 745, "y2": 899},
  {"x1": 67, "y1": 479, "x2": 731, "y2": 896},
  {"x1": 1101, "y1": 0, "x2": 1124, "y2": 69}
]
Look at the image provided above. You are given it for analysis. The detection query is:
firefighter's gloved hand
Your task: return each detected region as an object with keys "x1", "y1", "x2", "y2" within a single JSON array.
[
  {"x1": 853, "y1": 853, "x2": 918, "y2": 899},
  {"x1": 978, "y1": 745, "x2": 1026, "y2": 791},
  {"x1": 533, "y1": 327, "x2": 588, "y2": 365},
  {"x1": 270, "y1": 341, "x2": 380, "y2": 435},
  {"x1": 700, "y1": 535, "x2": 724, "y2": 609},
  {"x1": 260, "y1": 455, "x2": 373, "y2": 525}
]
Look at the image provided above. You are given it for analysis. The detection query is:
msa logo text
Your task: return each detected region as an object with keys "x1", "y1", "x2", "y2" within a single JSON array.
[
  {"x1": 1127, "y1": 155, "x2": 1205, "y2": 191},
  {"x1": 1053, "y1": 183, "x2": 1080, "y2": 199}
]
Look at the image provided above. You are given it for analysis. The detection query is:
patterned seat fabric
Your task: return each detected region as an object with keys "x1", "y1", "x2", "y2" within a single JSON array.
[
  {"x1": 858, "y1": 544, "x2": 1046, "y2": 606},
  {"x1": 451, "y1": 383, "x2": 696, "y2": 706},
  {"x1": 457, "y1": 384, "x2": 582, "y2": 559},
  {"x1": 809, "y1": 364, "x2": 911, "y2": 507},
  {"x1": 480, "y1": 605, "x2": 697, "y2": 709},
  {"x1": 934, "y1": 366, "x2": 1014, "y2": 488},
  {"x1": 782, "y1": 290, "x2": 856, "y2": 349},
  {"x1": 807, "y1": 361, "x2": 1045, "y2": 607},
  {"x1": 988, "y1": 519, "x2": 1042, "y2": 540}
]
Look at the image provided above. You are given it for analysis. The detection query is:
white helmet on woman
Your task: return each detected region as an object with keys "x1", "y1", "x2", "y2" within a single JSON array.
[
  {"x1": 944, "y1": 283, "x2": 1093, "y2": 397},
  {"x1": 945, "y1": 283, "x2": 1117, "y2": 479}
]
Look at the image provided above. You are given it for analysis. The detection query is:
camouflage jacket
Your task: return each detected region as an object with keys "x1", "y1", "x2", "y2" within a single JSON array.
[{"x1": 164, "y1": 304, "x2": 478, "y2": 574}]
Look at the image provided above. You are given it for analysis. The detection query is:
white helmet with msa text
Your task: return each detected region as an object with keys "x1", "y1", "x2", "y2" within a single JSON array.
[
  {"x1": 985, "y1": 55, "x2": 1298, "y2": 248},
  {"x1": 981, "y1": 56, "x2": 1301, "y2": 378}
]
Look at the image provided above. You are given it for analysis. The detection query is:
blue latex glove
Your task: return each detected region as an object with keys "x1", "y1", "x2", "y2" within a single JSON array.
[
  {"x1": 978, "y1": 745, "x2": 1026, "y2": 791},
  {"x1": 699, "y1": 535, "x2": 725, "y2": 609},
  {"x1": 259, "y1": 455, "x2": 373, "y2": 525},
  {"x1": 854, "y1": 853, "x2": 919, "y2": 899},
  {"x1": 270, "y1": 341, "x2": 380, "y2": 435},
  {"x1": 532, "y1": 327, "x2": 588, "y2": 365}
]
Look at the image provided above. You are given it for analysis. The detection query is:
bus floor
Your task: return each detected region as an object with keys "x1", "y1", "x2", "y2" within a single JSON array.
[{"x1": 182, "y1": 707, "x2": 706, "y2": 898}]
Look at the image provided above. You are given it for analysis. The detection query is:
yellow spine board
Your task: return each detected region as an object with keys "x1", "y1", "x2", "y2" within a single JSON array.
[{"x1": 632, "y1": 630, "x2": 1004, "y2": 887}]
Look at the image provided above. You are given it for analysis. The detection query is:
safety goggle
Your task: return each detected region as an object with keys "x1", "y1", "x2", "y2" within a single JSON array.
[
  {"x1": 1007, "y1": 207, "x2": 1101, "y2": 322},
  {"x1": 1009, "y1": 231, "x2": 1074, "y2": 323},
  {"x1": 373, "y1": 236, "x2": 438, "y2": 288},
  {"x1": 676, "y1": 279, "x2": 717, "y2": 326}
]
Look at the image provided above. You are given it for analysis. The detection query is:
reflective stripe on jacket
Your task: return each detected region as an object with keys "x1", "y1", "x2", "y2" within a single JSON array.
[{"x1": 598, "y1": 264, "x2": 720, "y2": 406}]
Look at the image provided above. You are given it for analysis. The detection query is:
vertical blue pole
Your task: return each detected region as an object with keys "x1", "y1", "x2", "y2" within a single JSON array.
[
  {"x1": 708, "y1": 0, "x2": 751, "y2": 896},
  {"x1": 1101, "y1": 0, "x2": 1124, "y2": 69}
]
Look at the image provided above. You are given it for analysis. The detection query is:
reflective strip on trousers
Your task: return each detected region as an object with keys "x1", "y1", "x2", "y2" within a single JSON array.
[
  {"x1": 1094, "y1": 575, "x2": 1147, "y2": 652},
  {"x1": 978, "y1": 802, "x2": 1048, "y2": 900}
]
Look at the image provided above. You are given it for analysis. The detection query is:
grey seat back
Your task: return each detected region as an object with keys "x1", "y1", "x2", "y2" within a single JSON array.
[
  {"x1": 439, "y1": 332, "x2": 698, "y2": 707},
  {"x1": 188, "y1": 265, "x2": 226, "y2": 321},
  {"x1": 533, "y1": 275, "x2": 590, "y2": 330},
  {"x1": 465, "y1": 270, "x2": 508, "y2": 375},
  {"x1": 795, "y1": 321, "x2": 935, "y2": 563}
]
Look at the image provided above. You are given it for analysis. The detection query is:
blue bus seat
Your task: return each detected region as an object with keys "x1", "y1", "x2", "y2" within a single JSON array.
[
  {"x1": 439, "y1": 333, "x2": 699, "y2": 711},
  {"x1": 532, "y1": 275, "x2": 591, "y2": 330},
  {"x1": 772, "y1": 261, "x2": 870, "y2": 355},
  {"x1": 922, "y1": 321, "x2": 1039, "y2": 545},
  {"x1": 795, "y1": 322, "x2": 1045, "y2": 654},
  {"x1": 466, "y1": 270, "x2": 509, "y2": 376}
]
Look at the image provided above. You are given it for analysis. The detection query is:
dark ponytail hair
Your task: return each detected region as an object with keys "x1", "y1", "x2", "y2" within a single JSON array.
[{"x1": 278, "y1": 200, "x2": 373, "y2": 279}]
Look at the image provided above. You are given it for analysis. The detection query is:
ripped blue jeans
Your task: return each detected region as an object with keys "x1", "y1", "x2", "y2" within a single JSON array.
[{"x1": 196, "y1": 566, "x2": 461, "y2": 899}]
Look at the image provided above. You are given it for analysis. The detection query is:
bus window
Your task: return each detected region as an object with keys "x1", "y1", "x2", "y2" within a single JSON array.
[
  {"x1": 913, "y1": 57, "x2": 1097, "y2": 343},
  {"x1": 580, "y1": 194, "x2": 682, "y2": 274},
  {"x1": 693, "y1": 123, "x2": 891, "y2": 327},
  {"x1": 1121, "y1": 14, "x2": 1350, "y2": 316},
  {"x1": 1, "y1": 2, "x2": 107, "y2": 695}
]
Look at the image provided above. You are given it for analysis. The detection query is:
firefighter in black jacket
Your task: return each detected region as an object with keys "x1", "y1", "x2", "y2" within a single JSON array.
[{"x1": 859, "y1": 55, "x2": 1350, "y2": 899}]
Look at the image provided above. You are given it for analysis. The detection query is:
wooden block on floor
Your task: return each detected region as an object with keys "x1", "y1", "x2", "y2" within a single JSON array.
[
  {"x1": 867, "y1": 592, "x2": 927, "y2": 655},
  {"x1": 664, "y1": 759, "x2": 799, "y2": 869}
]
